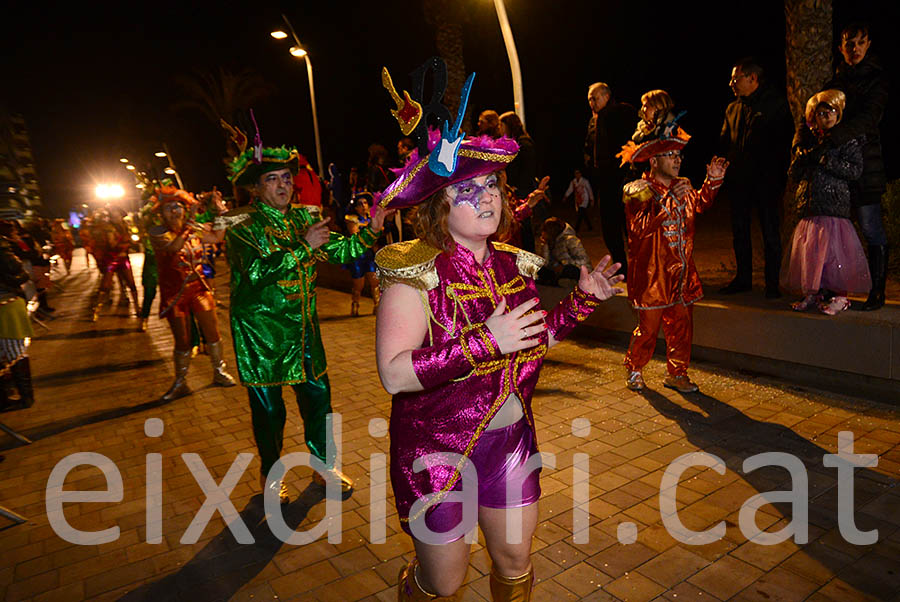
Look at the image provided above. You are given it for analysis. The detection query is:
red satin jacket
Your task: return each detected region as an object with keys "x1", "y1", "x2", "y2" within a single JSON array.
[{"x1": 624, "y1": 174, "x2": 722, "y2": 310}]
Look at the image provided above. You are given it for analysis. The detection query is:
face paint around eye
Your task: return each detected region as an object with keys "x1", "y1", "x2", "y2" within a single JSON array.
[
  {"x1": 451, "y1": 176, "x2": 499, "y2": 212},
  {"x1": 452, "y1": 181, "x2": 482, "y2": 211}
]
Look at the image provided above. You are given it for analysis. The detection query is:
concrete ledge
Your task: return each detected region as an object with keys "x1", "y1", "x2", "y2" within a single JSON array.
[{"x1": 315, "y1": 261, "x2": 899, "y2": 403}]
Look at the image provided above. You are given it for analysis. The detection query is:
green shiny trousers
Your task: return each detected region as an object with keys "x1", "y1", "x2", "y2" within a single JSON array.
[
  {"x1": 247, "y1": 365, "x2": 333, "y2": 479},
  {"x1": 140, "y1": 253, "x2": 158, "y2": 320}
]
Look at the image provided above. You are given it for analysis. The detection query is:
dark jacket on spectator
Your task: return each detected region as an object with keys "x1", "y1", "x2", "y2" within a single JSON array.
[
  {"x1": 506, "y1": 134, "x2": 538, "y2": 197},
  {"x1": 719, "y1": 84, "x2": 794, "y2": 203},
  {"x1": 790, "y1": 135, "x2": 864, "y2": 219},
  {"x1": 583, "y1": 100, "x2": 637, "y2": 178},
  {"x1": 824, "y1": 54, "x2": 889, "y2": 206}
]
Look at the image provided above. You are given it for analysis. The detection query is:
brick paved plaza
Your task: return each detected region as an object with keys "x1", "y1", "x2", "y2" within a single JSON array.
[{"x1": 1, "y1": 251, "x2": 899, "y2": 601}]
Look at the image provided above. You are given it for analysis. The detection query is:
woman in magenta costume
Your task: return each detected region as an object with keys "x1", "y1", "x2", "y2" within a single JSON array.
[
  {"x1": 89, "y1": 206, "x2": 140, "y2": 320},
  {"x1": 148, "y1": 186, "x2": 236, "y2": 401},
  {"x1": 374, "y1": 130, "x2": 623, "y2": 599}
]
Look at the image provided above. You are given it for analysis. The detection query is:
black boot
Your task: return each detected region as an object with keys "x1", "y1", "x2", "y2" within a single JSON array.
[
  {"x1": 10, "y1": 357, "x2": 34, "y2": 408},
  {"x1": 38, "y1": 291, "x2": 55, "y2": 313},
  {"x1": 0, "y1": 371, "x2": 9, "y2": 410},
  {"x1": 857, "y1": 245, "x2": 888, "y2": 311}
]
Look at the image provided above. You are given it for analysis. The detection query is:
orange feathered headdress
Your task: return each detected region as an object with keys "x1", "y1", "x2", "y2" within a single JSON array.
[{"x1": 150, "y1": 185, "x2": 196, "y2": 213}]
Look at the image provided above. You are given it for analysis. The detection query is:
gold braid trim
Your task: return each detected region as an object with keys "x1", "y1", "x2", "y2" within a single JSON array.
[
  {"x1": 377, "y1": 149, "x2": 516, "y2": 209},
  {"x1": 378, "y1": 156, "x2": 430, "y2": 208},
  {"x1": 457, "y1": 148, "x2": 516, "y2": 163},
  {"x1": 403, "y1": 366, "x2": 514, "y2": 523},
  {"x1": 227, "y1": 226, "x2": 267, "y2": 256}
]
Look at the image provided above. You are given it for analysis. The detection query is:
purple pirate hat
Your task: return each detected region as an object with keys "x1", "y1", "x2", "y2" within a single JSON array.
[
  {"x1": 374, "y1": 132, "x2": 518, "y2": 212},
  {"x1": 373, "y1": 58, "x2": 519, "y2": 214}
]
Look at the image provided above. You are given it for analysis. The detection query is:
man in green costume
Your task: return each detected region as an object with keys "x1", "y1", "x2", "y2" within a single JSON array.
[{"x1": 222, "y1": 146, "x2": 390, "y2": 503}]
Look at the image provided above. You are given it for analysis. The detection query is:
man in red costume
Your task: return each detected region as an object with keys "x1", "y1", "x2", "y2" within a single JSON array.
[{"x1": 618, "y1": 121, "x2": 729, "y2": 393}]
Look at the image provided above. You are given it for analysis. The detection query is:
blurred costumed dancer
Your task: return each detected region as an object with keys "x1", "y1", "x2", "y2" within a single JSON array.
[
  {"x1": 148, "y1": 186, "x2": 236, "y2": 401},
  {"x1": 342, "y1": 192, "x2": 380, "y2": 316},
  {"x1": 89, "y1": 207, "x2": 139, "y2": 321},
  {"x1": 50, "y1": 219, "x2": 75, "y2": 275}
]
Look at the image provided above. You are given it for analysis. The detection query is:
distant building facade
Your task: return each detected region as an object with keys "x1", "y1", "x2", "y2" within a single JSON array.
[{"x1": 0, "y1": 106, "x2": 42, "y2": 218}]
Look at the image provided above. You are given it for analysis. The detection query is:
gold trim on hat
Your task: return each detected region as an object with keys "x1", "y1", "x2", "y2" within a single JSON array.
[
  {"x1": 378, "y1": 156, "x2": 430, "y2": 208},
  {"x1": 456, "y1": 149, "x2": 516, "y2": 163},
  {"x1": 378, "y1": 148, "x2": 517, "y2": 208}
]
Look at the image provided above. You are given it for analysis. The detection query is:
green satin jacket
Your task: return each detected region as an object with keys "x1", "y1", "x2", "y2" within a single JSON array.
[{"x1": 224, "y1": 201, "x2": 377, "y2": 386}]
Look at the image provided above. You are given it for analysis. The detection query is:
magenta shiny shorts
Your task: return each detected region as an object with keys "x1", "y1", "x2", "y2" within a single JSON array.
[{"x1": 403, "y1": 417, "x2": 542, "y2": 544}]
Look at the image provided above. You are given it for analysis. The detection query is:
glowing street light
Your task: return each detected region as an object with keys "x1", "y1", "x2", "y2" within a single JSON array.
[
  {"x1": 125, "y1": 164, "x2": 136, "y2": 171},
  {"x1": 154, "y1": 151, "x2": 167, "y2": 158},
  {"x1": 270, "y1": 13, "x2": 324, "y2": 178},
  {"x1": 164, "y1": 167, "x2": 176, "y2": 175},
  {"x1": 119, "y1": 158, "x2": 129, "y2": 163},
  {"x1": 95, "y1": 184, "x2": 125, "y2": 199}
]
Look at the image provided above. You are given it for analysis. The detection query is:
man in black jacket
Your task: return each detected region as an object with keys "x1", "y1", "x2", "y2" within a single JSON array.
[
  {"x1": 825, "y1": 23, "x2": 890, "y2": 310},
  {"x1": 584, "y1": 82, "x2": 637, "y2": 278},
  {"x1": 719, "y1": 58, "x2": 794, "y2": 298}
]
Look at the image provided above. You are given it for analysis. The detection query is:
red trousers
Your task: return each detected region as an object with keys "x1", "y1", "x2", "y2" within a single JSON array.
[{"x1": 624, "y1": 303, "x2": 693, "y2": 376}]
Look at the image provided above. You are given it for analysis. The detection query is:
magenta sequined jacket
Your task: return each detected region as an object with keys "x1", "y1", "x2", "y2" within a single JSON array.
[{"x1": 375, "y1": 239, "x2": 600, "y2": 526}]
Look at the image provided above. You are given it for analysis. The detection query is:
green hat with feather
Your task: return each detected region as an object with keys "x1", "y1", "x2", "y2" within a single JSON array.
[{"x1": 225, "y1": 109, "x2": 300, "y2": 187}]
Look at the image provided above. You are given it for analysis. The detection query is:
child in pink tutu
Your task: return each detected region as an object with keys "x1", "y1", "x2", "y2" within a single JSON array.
[{"x1": 783, "y1": 89, "x2": 871, "y2": 315}]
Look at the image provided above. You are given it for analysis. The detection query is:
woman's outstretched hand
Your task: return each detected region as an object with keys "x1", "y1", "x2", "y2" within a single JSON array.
[
  {"x1": 578, "y1": 255, "x2": 625, "y2": 300},
  {"x1": 485, "y1": 297, "x2": 547, "y2": 354}
]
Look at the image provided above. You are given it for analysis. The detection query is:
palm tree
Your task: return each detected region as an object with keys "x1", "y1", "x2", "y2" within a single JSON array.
[
  {"x1": 172, "y1": 66, "x2": 276, "y2": 141},
  {"x1": 783, "y1": 0, "x2": 833, "y2": 239},
  {"x1": 423, "y1": 0, "x2": 472, "y2": 133},
  {"x1": 784, "y1": 0, "x2": 833, "y2": 129}
]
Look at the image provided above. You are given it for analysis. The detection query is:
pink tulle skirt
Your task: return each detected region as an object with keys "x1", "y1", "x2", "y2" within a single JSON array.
[{"x1": 782, "y1": 216, "x2": 871, "y2": 295}]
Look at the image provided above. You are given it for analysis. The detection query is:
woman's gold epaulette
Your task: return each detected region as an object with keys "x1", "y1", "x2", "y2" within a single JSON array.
[
  {"x1": 490, "y1": 241, "x2": 545, "y2": 279},
  {"x1": 622, "y1": 179, "x2": 655, "y2": 204},
  {"x1": 374, "y1": 239, "x2": 442, "y2": 291}
]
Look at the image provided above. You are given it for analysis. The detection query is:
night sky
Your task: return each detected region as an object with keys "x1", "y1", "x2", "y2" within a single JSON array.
[{"x1": 4, "y1": 1, "x2": 899, "y2": 216}]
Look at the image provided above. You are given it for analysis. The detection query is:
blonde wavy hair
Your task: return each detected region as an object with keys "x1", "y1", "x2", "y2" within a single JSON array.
[
  {"x1": 636, "y1": 89, "x2": 675, "y2": 140},
  {"x1": 805, "y1": 89, "x2": 846, "y2": 128}
]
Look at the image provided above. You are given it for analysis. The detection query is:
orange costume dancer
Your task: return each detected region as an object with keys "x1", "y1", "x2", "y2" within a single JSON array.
[
  {"x1": 50, "y1": 219, "x2": 75, "y2": 274},
  {"x1": 79, "y1": 215, "x2": 95, "y2": 270},
  {"x1": 148, "y1": 186, "x2": 235, "y2": 401},
  {"x1": 90, "y1": 207, "x2": 140, "y2": 321},
  {"x1": 618, "y1": 120, "x2": 728, "y2": 393}
]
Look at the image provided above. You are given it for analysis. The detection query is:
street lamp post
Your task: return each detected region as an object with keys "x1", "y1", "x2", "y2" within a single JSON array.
[
  {"x1": 492, "y1": 0, "x2": 525, "y2": 127},
  {"x1": 272, "y1": 14, "x2": 325, "y2": 179},
  {"x1": 160, "y1": 143, "x2": 185, "y2": 189}
]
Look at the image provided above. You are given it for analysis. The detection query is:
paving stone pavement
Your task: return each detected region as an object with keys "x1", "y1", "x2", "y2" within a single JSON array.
[{"x1": 1, "y1": 249, "x2": 899, "y2": 602}]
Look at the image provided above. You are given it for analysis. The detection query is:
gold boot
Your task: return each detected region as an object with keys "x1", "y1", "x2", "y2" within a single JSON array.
[
  {"x1": 312, "y1": 466, "x2": 354, "y2": 496},
  {"x1": 398, "y1": 558, "x2": 456, "y2": 601},
  {"x1": 208, "y1": 340, "x2": 237, "y2": 387},
  {"x1": 372, "y1": 286, "x2": 381, "y2": 314},
  {"x1": 260, "y1": 474, "x2": 290, "y2": 505},
  {"x1": 91, "y1": 290, "x2": 109, "y2": 322},
  {"x1": 489, "y1": 565, "x2": 533, "y2": 602}
]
